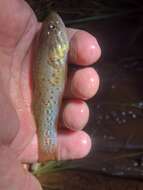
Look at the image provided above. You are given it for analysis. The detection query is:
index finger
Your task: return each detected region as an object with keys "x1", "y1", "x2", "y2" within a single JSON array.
[{"x1": 68, "y1": 28, "x2": 101, "y2": 66}]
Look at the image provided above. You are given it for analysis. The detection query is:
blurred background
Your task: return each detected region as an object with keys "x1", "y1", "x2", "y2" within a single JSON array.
[{"x1": 26, "y1": 0, "x2": 143, "y2": 189}]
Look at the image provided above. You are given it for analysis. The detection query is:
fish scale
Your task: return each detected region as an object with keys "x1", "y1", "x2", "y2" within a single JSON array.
[{"x1": 32, "y1": 12, "x2": 69, "y2": 161}]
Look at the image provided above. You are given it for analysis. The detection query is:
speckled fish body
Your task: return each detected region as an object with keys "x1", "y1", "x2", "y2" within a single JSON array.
[{"x1": 33, "y1": 12, "x2": 69, "y2": 161}]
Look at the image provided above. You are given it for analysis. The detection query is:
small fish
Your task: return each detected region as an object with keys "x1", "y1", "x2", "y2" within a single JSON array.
[{"x1": 32, "y1": 12, "x2": 69, "y2": 161}]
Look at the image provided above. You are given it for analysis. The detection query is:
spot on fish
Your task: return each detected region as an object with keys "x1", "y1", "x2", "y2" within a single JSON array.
[{"x1": 50, "y1": 96, "x2": 54, "y2": 100}]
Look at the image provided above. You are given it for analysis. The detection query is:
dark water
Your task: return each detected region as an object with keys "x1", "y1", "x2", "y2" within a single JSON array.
[
  {"x1": 66, "y1": 13, "x2": 143, "y2": 179},
  {"x1": 40, "y1": 171, "x2": 143, "y2": 190}
]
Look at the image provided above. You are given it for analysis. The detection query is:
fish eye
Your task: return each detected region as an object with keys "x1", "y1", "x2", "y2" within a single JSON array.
[{"x1": 48, "y1": 23, "x2": 56, "y2": 30}]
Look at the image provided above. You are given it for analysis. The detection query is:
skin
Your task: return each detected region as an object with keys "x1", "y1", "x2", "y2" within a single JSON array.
[{"x1": 0, "y1": 0, "x2": 101, "y2": 190}]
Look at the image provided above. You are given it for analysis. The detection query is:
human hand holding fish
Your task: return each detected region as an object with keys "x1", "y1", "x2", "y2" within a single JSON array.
[{"x1": 0, "y1": 0, "x2": 101, "y2": 189}]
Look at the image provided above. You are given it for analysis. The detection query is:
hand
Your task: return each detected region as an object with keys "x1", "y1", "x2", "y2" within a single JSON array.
[{"x1": 0, "y1": 0, "x2": 101, "y2": 189}]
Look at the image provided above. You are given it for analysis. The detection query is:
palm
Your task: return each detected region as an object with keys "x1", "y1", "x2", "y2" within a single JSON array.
[
  {"x1": 0, "y1": 0, "x2": 39, "y2": 156},
  {"x1": 0, "y1": 1, "x2": 43, "y2": 189}
]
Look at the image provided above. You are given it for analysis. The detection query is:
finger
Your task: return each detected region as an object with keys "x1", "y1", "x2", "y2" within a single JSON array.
[
  {"x1": 61, "y1": 99, "x2": 89, "y2": 131},
  {"x1": 65, "y1": 67, "x2": 100, "y2": 100},
  {"x1": 19, "y1": 130, "x2": 91, "y2": 162},
  {"x1": 58, "y1": 130, "x2": 91, "y2": 160},
  {"x1": 68, "y1": 29, "x2": 101, "y2": 66}
]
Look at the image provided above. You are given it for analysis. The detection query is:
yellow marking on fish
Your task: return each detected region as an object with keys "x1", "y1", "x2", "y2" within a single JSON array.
[
  {"x1": 48, "y1": 68, "x2": 65, "y2": 86},
  {"x1": 57, "y1": 43, "x2": 69, "y2": 57},
  {"x1": 49, "y1": 43, "x2": 69, "y2": 62}
]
